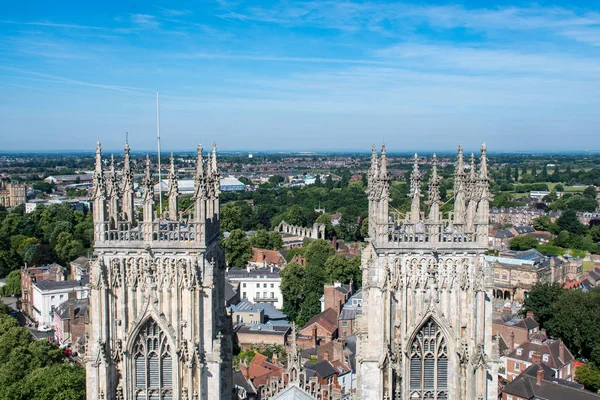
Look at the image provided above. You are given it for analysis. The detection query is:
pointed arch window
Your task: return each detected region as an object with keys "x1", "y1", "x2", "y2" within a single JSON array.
[
  {"x1": 409, "y1": 319, "x2": 448, "y2": 399},
  {"x1": 133, "y1": 319, "x2": 173, "y2": 400}
]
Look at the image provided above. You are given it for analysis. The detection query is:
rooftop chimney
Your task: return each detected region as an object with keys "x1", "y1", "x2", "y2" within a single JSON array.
[
  {"x1": 312, "y1": 325, "x2": 318, "y2": 347},
  {"x1": 526, "y1": 310, "x2": 534, "y2": 319},
  {"x1": 559, "y1": 341, "x2": 565, "y2": 362},
  {"x1": 536, "y1": 366, "x2": 544, "y2": 386},
  {"x1": 532, "y1": 351, "x2": 541, "y2": 365},
  {"x1": 510, "y1": 331, "x2": 515, "y2": 353}
]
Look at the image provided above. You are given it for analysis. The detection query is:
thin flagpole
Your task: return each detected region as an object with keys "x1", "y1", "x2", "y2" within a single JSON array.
[{"x1": 156, "y1": 90, "x2": 163, "y2": 217}]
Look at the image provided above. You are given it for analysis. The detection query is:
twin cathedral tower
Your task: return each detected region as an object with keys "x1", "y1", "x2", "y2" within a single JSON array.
[{"x1": 86, "y1": 141, "x2": 497, "y2": 399}]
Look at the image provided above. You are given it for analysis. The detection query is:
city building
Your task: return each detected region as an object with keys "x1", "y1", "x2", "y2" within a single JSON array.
[
  {"x1": 501, "y1": 363, "x2": 600, "y2": 400},
  {"x1": 52, "y1": 297, "x2": 88, "y2": 345},
  {"x1": 31, "y1": 276, "x2": 89, "y2": 326},
  {"x1": 85, "y1": 143, "x2": 232, "y2": 400},
  {"x1": 44, "y1": 174, "x2": 94, "y2": 184},
  {"x1": 20, "y1": 263, "x2": 66, "y2": 318},
  {"x1": 249, "y1": 248, "x2": 286, "y2": 268},
  {"x1": 226, "y1": 266, "x2": 283, "y2": 309},
  {"x1": 504, "y1": 334, "x2": 575, "y2": 382},
  {"x1": 70, "y1": 256, "x2": 91, "y2": 281},
  {"x1": 357, "y1": 145, "x2": 498, "y2": 399},
  {"x1": 0, "y1": 179, "x2": 26, "y2": 207},
  {"x1": 154, "y1": 176, "x2": 245, "y2": 194}
]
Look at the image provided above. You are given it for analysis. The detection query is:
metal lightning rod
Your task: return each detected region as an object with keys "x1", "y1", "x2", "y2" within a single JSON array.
[{"x1": 156, "y1": 90, "x2": 163, "y2": 217}]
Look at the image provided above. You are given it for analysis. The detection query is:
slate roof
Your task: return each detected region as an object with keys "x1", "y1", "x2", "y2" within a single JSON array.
[
  {"x1": 54, "y1": 298, "x2": 88, "y2": 320},
  {"x1": 302, "y1": 308, "x2": 338, "y2": 335},
  {"x1": 303, "y1": 360, "x2": 337, "y2": 379},
  {"x1": 233, "y1": 370, "x2": 256, "y2": 396},
  {"x1": 235, "y1": 323, "x2": 290, "y2": 336},
  {"x1": 503, "y1": 363, "x2": 600, "y2": 400},
  {"x1": 514, "y1": 226, "x2": 535, "y2": 235},
  {"x1": 270, "y1": 385, "x2": 317, "y2": 400},
  {"x1": 224, "y1": 281, "x2": 238, "y2": 303},
  {"x1": 226, "y1": 267, "x2": 281, "y2": 279},
  {"x1": 495, "y1": 229, "x2": 515, "y2": 239},
  {"x1": 34, "y1": 275, "x2": 89, "y2": 291},
  {"x1": 511, "y1": 316, "x2": 539, "y2": 330},
  {"x1": 507, "y1": 338, "x2": 574, "y2": 370}
]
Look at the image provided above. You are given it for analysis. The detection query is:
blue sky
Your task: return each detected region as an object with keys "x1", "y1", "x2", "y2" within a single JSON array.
[{"x1": 1, "y1": 0, "x2": 600, "y2": 152}]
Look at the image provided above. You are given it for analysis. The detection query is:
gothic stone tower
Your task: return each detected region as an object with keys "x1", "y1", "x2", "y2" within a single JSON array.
[
  {"x1": 356, "y1": 144, "x2": 498, "y2": 400},
  {"x1": 86, "y1": 142, "x2": 232, "y2": 400}
]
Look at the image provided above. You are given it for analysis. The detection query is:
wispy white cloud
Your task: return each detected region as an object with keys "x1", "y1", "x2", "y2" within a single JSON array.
[
  {"x1": 0, "y1": 20, "x2": 105, "y2": 30},
  {"x1": 0, "y1": 65, "x2": 152, "y2": 94},
  {"x1": 130, "y1": 14, "x2": 160, "y2": 30},
  {"x1": 171, "y1": 52, "x2": 387, "y2": 65}
]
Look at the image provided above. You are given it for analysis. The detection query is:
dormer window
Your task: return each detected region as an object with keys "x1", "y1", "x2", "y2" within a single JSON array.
[
  {"x1": 529, "y1": 351, "x2": 535, "y2": 359},
  {"x1": 516, "y1": 348, "x2": 523, "y2": 356},
  {"x1": 542, "y1": 354, "x2": 549, "y2": 362}
]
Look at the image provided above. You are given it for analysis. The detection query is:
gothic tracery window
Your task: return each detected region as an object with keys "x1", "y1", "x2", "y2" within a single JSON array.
[
  {"x1": 409, "y1": 319, "x2": 448, "y2": 399},
  {"x1": 133, "y1": 319, "x2": 173, "y2": 400}
]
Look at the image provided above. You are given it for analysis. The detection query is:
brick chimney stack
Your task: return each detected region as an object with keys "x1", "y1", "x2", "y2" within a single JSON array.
[
  {"x1": 312, "y1": 325, "x2": 318, "y2": 347},
  {"x1": 532, "y1": 351, "x2": 541, "y2": 365},
  {"x1": 537, "y1": 366, "x2": 544, "y2": 386},
  {"x1": 559, "y1": 341, "x2": 565, "y2": 362},
  {"x1": 510, "y1": 331, "x2": 515, "y2": 353}
]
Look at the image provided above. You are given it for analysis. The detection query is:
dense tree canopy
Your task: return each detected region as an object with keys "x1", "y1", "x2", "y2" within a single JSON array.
[{"x1": 0, "y1": 304, "x2": 85, "y2": 400}]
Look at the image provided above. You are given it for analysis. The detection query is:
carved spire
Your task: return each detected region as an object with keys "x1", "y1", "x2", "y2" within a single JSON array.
[
  {"x1": 428, "y1": 154, "x2": 441, "y2": 222},
  {"x1": 210, "y1": 143, "x2": 220, "y2": 198},
  {"x1": 121, "y1": 140, "x2": 135, "y2": 224},
  {"x1": 379, "y1": 142, "x2": 388, "y2": 181},
  {"x1": 193, "y1": 144, "x2": 205, "y2": 200},
  {"x1": 466, "y1": 153, "x2": 477, "y2": 231},
  {"x1": 106, "y1": 155, "x2": 119, "y2": 226},
  {"x1": 476, "y1": 143, "x2": 490, "y2": 225},
  {"x1": 142, "y1": 155, "x2": 155, "y2": 225},
  {"x1": 453, "y1": 144, "x2": 467, "y2": 224},
  {"x1": 167, "y1": 153, "x2": 179, "y2": 220},
  {"x1": 409, "y1": 153, "x2": 422, "y2": 222},
  {"x1": 92, "y1": 141, "x2": 105, "y2": 199},
  {"x1": 92, "y1": 141, "x2": 107, "y2": 230},
  {"x1": 479, "y1": 143, "x2": 488, "y2": 180}
]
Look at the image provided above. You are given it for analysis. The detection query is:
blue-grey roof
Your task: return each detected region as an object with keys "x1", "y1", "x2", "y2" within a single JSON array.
[
  {"x1": 226, "y1": 267, "x2": 281, "y2": 279},
  {"x1": 34, "y1": 275, "x2": 89, "y2": 291}
]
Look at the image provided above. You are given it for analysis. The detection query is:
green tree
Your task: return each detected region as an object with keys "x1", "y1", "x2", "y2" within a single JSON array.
[
  {"x1": 0, "y1": 270, "x2": 21, "y2": 296},
  {"x1": 268, "y1": 232, "x2": 283, "y2": 250},
  {"x1": 279, "y1": 262, "x2": 305, "y2": 322},
  {"x1": 509, "y1": 235, "x2": 539, "y2": 251},
  {"x1": 555, "y1": 210, "x2": 587, "y2": 235},
  {"x1": 576, "y1": 363, "x2": 600, "y2": 393},
  {"x1": 54, "y1": 232, "x2": 84, "y2": 264},
  {"x1": 521, "y1": 282, "x2": 565, "y2": 329},
  {"x1": 223, "y1": 229, "x2": 253, "y2": 268},
  {"x1": 0, "y1": 250, "x2": 22, "y2": 278},
  {"x1": 545, "y1": 288, "x2": 600, "y2": 360},
  {"x1": 584, "y1": 186, "x2": 598, "y2": 200},
  {"x1": 532, "y1": 216, "x2": 551, "y2": 231},
  {"x1": 300, "y1": 240, "x2": 335, "y2": 322},
  {"x1": 555, "y1": 183, "x2": 565, "y2": 192},
  {"x1": 250, "y1": 229, "x2": 270, "y2": 249},
  {"x1": 324, "y1": 254, "x2": 361, "y2": 286}
]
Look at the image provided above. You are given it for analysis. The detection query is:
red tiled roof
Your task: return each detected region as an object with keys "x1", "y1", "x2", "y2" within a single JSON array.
[{"x1": 250, "y1": 248, "x2": 286, "y2": 265}]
